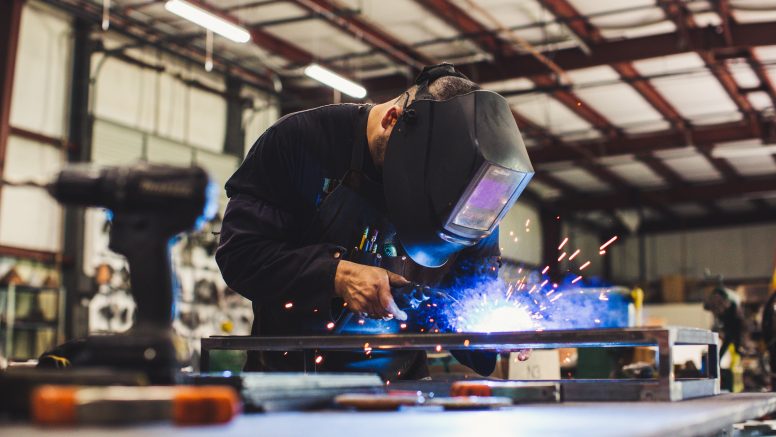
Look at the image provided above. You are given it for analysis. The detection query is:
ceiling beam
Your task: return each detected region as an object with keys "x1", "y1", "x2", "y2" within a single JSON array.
[
  {"x1": 550, "y1": 174, "x2": 776, "y2": 212},
  {"x1": 292, "y1": 0, "x2": 432, "y2": 69},
  {"x1": 528, "y1": 119, "x2": 771, "y2": 164},
  {"x1": 362, "y1": 20, "x2": 776, "y2": 97},
  {"x1": 417, "y1": 0, "x2": 619, "y2": 137},
  {"x1": 640, "y1": 207, "x2": 776, "y2": 234}
]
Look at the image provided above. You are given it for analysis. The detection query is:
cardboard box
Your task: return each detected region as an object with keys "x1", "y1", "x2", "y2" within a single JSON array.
[{"x1": 661, "y1": 275, "x2": 686, "y2": 303}]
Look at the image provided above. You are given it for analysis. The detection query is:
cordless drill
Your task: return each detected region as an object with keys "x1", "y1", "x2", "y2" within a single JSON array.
[{"x1": 42, "y1": 163, "x2": 216, "y2": 382}]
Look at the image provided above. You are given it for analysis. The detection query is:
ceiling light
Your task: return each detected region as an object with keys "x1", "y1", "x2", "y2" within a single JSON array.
[
  {"x1": 164, "y1": 0, "x2": 250, "y2": 43},
  {"x1": 711, "y1": 144, "x2": 776, "y2": 159},
  {"x1": 304, "y1": 64, "x2": 367, "y2": 99}
]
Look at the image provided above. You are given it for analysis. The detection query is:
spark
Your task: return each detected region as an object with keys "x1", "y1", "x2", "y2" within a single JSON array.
[
  {"x1": 553, "y1": 283, "x2": 558, "y2": 288},
  {"x1": 513, "y1": 237, "x2": 518, "y2": 243},
  {"x1": 358, "y1": 319, "x2": 365, "y2": 325},
  {"x1": 326, "y1": 322, "x2": 335, "y2": 330},
  {"x1": 571, "y1": 275, "x2": 583, "y2": 284},
  {"x1": 313, "y1": 308, "x2": 319, "y2": 313},
  {"x1": 464, "y1": 339, "x2": 470, "y2": 347},
  {"x1": 518, "y1": 268, "x2": 523, "y2": 274},
  {"x1": 435, "y1": 345, "x2": 442, "y2": 352},
  {"x1": 594, "y1": 319, "x2": 601, "y2": 324},
  {"x1": 529, "y1": 285, "x2": 537, "y2": 293},
  {"x1": 386, "y1": 380, "x2": 391, "y2": 386},
  {"x1": 599, "y1": 250, "x2": 606, "y2": 255},
  {"x1": 509, "y1": 230, "x2": 514, "y2": 236},
  {"x1": 558, "y1": 237, "x2": 568, "y2": 250},
  {"x1": 569, "y1": 249, "x2": 580, "y2": 260},
  {"x1": 525, "y1": 219, "x2": 531, "y2": 227},
  {"x1": 540, "y1": 279, "x2": 548, "y2": 287},
  {"x1": 557, "y1": 252, "x2": 567, "y2": 261},
  {"x1": 315, "y1": 355, "x2": 323, "y2": 364},
  {"x1": 547, "y1": 289, "x2": 555, "y2": 296},
  {"x1": 284, "y1": 302, "x2": 293, "y2": 309},
  {"x1": 598, "y1": 292, "x2": 609, "y2": 301},
  {"x1": 579, "y1": 261, "x2": 591, "y2": 270},
  {"x1": 549, "y1": 293, "x2": 563, "y2": 303},
  {"x1": 599, "y1": 235, "x2": 618, "y2": 251},
  {"x1": 283, "y1": 352, "x2": 288, "y2": 356},
  {"x1": 541, "y1": 265, "x2": 550, "y2": 274},
  {"x1": 400, "y1": 323, "x2": 407, "y2": 329}
]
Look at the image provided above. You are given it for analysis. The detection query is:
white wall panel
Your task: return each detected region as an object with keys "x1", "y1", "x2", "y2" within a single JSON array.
[
  {"x1": 156, "y1": 72, "x2": 188, "y2": 142},
  {"x1": 146, "y1": 136, "x2": 193, "y2": 166},
  {"x1": 91, "y1": 119, "x2": 144, "y2": 165},
  {"x1": 187, "y1": 88, "x2": 226, "y2": 152},
  {"x1": 9, "y1": 5, "x2": 72, "y2": 137},
  {"x1": 611, "y1": 223, "x2": 776, "y2": 282},
  {"x1": 0, "y1": 136, "x2": 64, "y2": 251}
]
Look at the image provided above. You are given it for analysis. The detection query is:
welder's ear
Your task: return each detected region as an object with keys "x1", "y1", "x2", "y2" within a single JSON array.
[{"x1": 381, "y1": 105, "x2": 402, "y2": 131}]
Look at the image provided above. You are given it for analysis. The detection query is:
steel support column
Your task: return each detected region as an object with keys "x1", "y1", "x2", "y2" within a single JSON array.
[
  {"x1": 223, "y1": 75, "x2": 245, "y2": 158},
  {"x1": 62, "y1": 19, "x2": 95, "y2": 340},
  {"x1": 0, "y1": 0, "x2": 24, "y2": 209}
]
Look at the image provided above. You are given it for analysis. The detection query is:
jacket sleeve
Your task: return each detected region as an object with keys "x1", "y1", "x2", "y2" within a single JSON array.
[{"x1": 215, "y1": 193, "x2": 343, "y2": 308}]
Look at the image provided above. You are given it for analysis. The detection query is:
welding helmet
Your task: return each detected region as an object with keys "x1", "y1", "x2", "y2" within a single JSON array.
[{"x1": 384, "y1": 64, "x2": 534, "y2": 268}]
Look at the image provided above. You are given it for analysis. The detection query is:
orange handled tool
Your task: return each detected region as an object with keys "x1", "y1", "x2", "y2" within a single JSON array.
[{"x1": 32, "y1": 385, "x2": 240, "y2": 426}]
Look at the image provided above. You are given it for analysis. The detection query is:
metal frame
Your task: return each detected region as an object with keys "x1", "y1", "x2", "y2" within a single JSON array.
[{"x1": 201, "y1": 326, "x2": 720, "y2": 402}]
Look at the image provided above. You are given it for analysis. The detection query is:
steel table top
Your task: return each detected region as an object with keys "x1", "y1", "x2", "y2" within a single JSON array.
[{"x1": 5, "y1": 392, "x2": 776, "y2": 437}]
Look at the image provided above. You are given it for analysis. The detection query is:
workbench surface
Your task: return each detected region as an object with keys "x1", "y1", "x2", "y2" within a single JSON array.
[{"x1": 5, "y1": 393, "x2": 776, "y2": 437}]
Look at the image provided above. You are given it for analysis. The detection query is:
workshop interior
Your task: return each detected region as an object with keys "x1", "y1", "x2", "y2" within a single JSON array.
[{"x1": 1, "y1": 0, "x2": 776, "y2": 435}]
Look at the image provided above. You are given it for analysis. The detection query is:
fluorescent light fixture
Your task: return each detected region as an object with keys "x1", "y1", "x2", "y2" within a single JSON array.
[
  {"x1": 711, "y1": 144, "x2": 776, "y2": 159},
  {"x1": 304, "y1": 63, "x2": 367, "y2": 99},
  {"x1": 164, "y1": 0, "x2": 250, "y2": 43}
]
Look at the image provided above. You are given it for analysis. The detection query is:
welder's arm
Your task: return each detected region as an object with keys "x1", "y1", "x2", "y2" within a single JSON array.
[
  {"x1": 216, "y1": 193, "x2": 341, "y2": 308},
  {"x1": 447, "y1": 229, "x2": 502, "y2": 376}
]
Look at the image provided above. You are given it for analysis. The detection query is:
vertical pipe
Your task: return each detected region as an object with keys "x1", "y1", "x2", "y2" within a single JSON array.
[
  {"x1": 638, "y1": 207, "x2": 646, "y2": 285},
  {"x1": 61, "y1": 18, "x2": 95, "y2": 340},
  {"x1": 223, "y1": 75, "x2": 245, "y2": 158},
  {"x1": 0, "y1": 0, "x2": 24, "y2": 209}
]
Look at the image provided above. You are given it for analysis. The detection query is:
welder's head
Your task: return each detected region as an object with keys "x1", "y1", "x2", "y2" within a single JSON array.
[
  {"x1": 371, "y1": 66, "x2": 480, "y2": 167},
  {"x1": 383, "y1": 63, "x2": 534, "y2": 267}
]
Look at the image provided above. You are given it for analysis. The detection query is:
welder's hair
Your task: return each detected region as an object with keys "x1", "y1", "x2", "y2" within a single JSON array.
[{"x1": 395, "y1": 76, "x2": 481, "y2": 107}]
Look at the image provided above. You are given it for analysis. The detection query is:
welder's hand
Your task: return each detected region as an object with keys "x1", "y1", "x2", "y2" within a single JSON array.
[{"x1": 334, "y1": 260, "x2": 409, "y2": 321}]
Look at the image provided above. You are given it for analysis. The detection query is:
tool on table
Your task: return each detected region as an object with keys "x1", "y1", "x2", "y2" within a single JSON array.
[
  {"x1": 450, "y1": 381, "x2": 560, "y2": 403},
  {"x1": 31, "y1": 385, "x2": 239, "y2": 425},
  {"x1": 334, "y1": 392, "x2": 424, "y2": 411},
  {"x1": 188, "y1": 372, "x2": 384, "y2": 412}
]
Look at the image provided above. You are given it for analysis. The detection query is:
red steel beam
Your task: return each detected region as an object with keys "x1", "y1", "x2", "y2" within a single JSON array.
[
  {"x1": 361, "y1": 20, "x2": 776, "y2": 97},
  {"x1": 539, "y1": 0, "x2": 688, "y2": 131},
  {"x1": 249, "y1": 26, "x2": 313, "y2": 65},
  {"x1": 640, "y1": 207, "x2": 776, "y2": 234},
  {"x1": 418, "y1": 0, "x2": 619, "y2": 136},
  {"x1": 551, "y1": 173, "x2": 776, "y2": 212},
  {"x1": 748, "y1": 49, "x2": 776, "y2": 110},
  {"x1": 528, "y1": 120, "x2": 764, "y2": 164},
  {"x1": 293, "y1": 0, "x2": 433, "y2": 68},
  {"x1": 0, "y1": 0, "x2": 23, "y2": 211}
]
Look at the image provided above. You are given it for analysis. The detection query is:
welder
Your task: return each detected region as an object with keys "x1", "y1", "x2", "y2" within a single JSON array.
[{"x1": 216, "y1": 63, "x2": 534, "y2": 379}]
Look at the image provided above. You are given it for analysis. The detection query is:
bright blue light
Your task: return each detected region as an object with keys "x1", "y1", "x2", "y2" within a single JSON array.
[{"x1": 194, "y1": 180, "x2": 220, "y2": 230}]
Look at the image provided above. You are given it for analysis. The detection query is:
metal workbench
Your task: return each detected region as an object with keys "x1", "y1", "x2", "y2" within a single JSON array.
[
  {"x1": 4, "y1": 393, "x2": 776, "y2": 437},
  {"x1": 201, "y1": 326, "x2": 720, "y2": 401}
]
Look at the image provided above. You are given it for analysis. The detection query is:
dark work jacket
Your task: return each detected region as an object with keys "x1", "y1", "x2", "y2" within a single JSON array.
[{"x1": 216, "y1": 104, "x2": 500, "y2": 378}]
